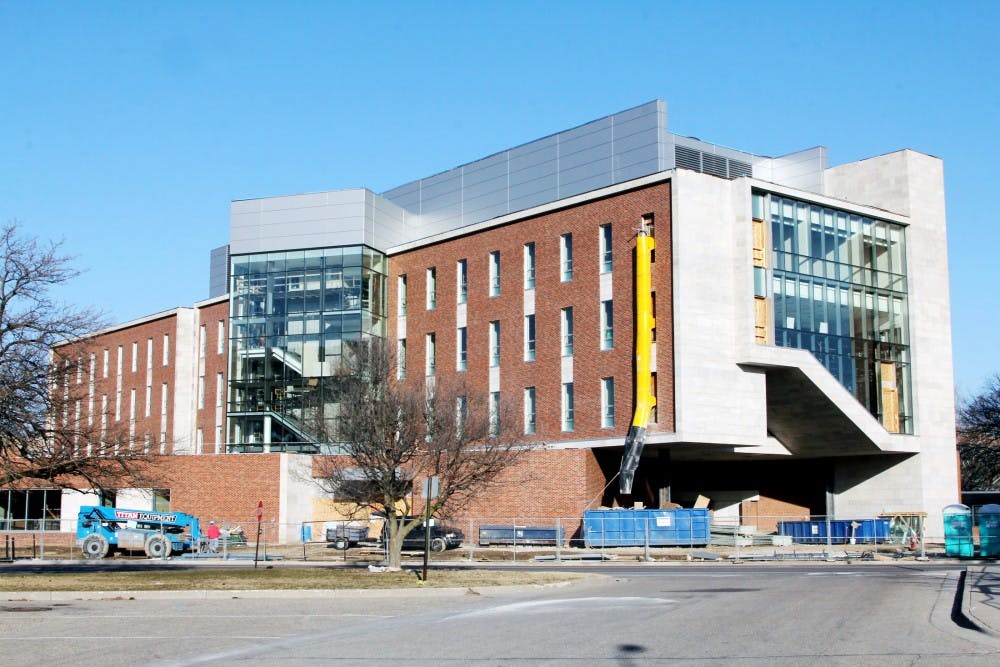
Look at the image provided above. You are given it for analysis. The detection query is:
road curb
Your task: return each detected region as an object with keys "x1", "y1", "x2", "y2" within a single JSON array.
[{"x1": 961, "y1": 566, "x2": 1000, "y2": 638}]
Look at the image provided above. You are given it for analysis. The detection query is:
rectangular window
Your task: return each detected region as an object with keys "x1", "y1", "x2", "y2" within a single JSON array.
[
  {"x1": 560, "y1": 234, "x2": 573, "y2": 282},
  {"x1": 398, "y1": 275, "x2": 407, "y2": 316},
  {"x1": 217, "y1": 320, "x2": 225, "y2": 354},
  {"x1": 198, "y1": 376, "x2": 205, "y2": 409},
  {"x1": 146, "y1": 338, "x2": 153, "y2": 370},
  {"x1": 131, "y1": 341, "x2": 138, "y2": 372},
  {"x1": 524, "y1": 314, "x2": 536, "y2": 362},
  {"x1": 425, "y1": 333, "x2": 436, "y2": 377},
  {"x1": 562, "y1": 382, "x2": 574, "y2": 431},
  {"x1": 196, "y1": 428, "x2": 204, "y2": 455},
  {"x1": 524, "y1": 387, "x2": 536, "y2": 435},
  {"x1": 216, "y1": 373, "x2": 224, "y2": 408},
  {"x1": 199, "y1": 325, "x2": 207, "y2": 359},
  {"x1": 457, "y1": 327, "x2": 467, "y2": 371},
  {"x1": 145, "y1": 385, "x2": 151, "y2": 418},
  {"x1": 103, "y1": 349, "x2": 109, "y2": 378},
  {"x1": 489, "y1": 251, "x2": 501, "y2": 296},
  {"x1": 117, "y1": 345, "x2": 123, "y2": 376},
  {"x1": 561, "y1": 307, "x2": 574, "y2": 357},
  {"x1": 426, "y1": 267, "x2": 436, "y2": 310},
  {"x1": 600, "y1": 224, "x2": 613, "y2": 273},
  {"x1": 601, "y1": 300, "x2": 614, "y2": 350},
  {"x1": 215, "y1": 426, "x2": 223, "y2": 454},
  {"x1": 397, "y1": 339, "x2": 407, "y2": 379},
  {"x1": 523, "y1": 242, "x2": 535, "y2": 289},
  {"x1": 457, "y1": 259, "x2": 467, "y2": 304},
  {"x1": 601, "y1": 377, "x2": 615, "y2": 428},
  {"x1": 489, "y1": 320, "x2": 501, "y2": 367},
  {"x1": 163, "y1": 334, "x2": 170, "y2": 365},
  {"x1": 489, "y1": 391, "x2": 500, "y2": 437}
]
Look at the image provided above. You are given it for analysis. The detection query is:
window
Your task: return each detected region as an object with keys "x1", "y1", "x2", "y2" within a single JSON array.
[
  {"x1": 601, "y1": 377, "x2": 615, "y2": 428},
  {"x1": 196, "y1": 428, "x2": 204, "y2": 455},
  {"x1": 425, "y1": 333, "x2": 435, "y2": 376},
  {"x1": 561, "y1": 307, "x2": 574, "y2": 357},
  {"x1": 163, "y1": 334, "x2": 169, "y2": 365},
  {"x1": 524, "y1": 314, "x2": 536, "y2": 361},
  {"x1": 198, "y1": 376, "x2": 205, "y2": 409},
  {"x1": 600, "y1": 224, "x2": 613, "y2": 273},
  {"x1": 456, "y1": 395, "x2": 468, "y2": 437},
  {"x1": 524, "y1": 387, "x2": 536, "y2": 435},
  {"x1": 457, "y1": 327, "x2": 467, "y2": 371},
  {"x1": 131, "y1": 342, "x2": 138, "y2": 372},
  {"x1": 217, "y1": 320, "x2": 225, "y2": 354},
  {"x1": 489, "y1": 251, "x2": 500, "y2": 296},
  {"x1": 398, "y1": 275, "x2": 407, "y2": 316},
  {"x1": 147, "y1": 338, "x2": 153, "y2": 370},
  {"x1": 397, "y1": 339, "x2": 407, "y2": 379},
  {"x1": 457, "y1": 259, "x2": 468, "y2": 303},
  {"x1": 562, "y1": 382, "x2": 574, "y2": 431},
  {"x1": 601, "y1": 300, "x2": 614, "y2": 350},
  {"x1": 426, "y1": 267, "x2": 436, "y2": 310},
  {"x1": 145, "y1": 385, "x2": 151, "y2": 418},
  {"x1": 199, "y1": 325, "x2": 206, "y2": 359},
  {"x1": 489, "y1": 320, "x2": 500, "y2": 367},
  {"x1": 489, "y1": 391, "x2": 500, "y2": 437},
  {"x1": 523, "y1": 242, "x2": 535, "y2": 289},
  {"x1": 103, "y1": 349, "x2": 109, "y2": 378},
  {"x1": 560, "y1": 234, "x2": 573, "y2": 282}
]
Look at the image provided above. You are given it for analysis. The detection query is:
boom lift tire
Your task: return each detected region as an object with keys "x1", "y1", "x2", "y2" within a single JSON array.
[
  {"x1": 145, "y1": 534, "x2": 170, "y2": 559},
  {"x1": 81, "y1": 534, "x2": 109, "y2": 560}
]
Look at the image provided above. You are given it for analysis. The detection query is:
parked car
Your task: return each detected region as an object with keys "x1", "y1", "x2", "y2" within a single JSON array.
[{"x1": 325, "y1": 517, "x2": 463, "y2": 552}]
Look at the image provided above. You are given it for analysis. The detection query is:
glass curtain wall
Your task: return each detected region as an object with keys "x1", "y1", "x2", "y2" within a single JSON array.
[
  {"x1": 228, "y1": 246, "x2": 387, "y2": 452},
  {"x1": 762, "y1": 193, "x2": 912, "y2": 433}
]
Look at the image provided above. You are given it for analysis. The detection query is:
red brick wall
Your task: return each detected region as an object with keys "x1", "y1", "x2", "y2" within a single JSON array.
[
  {"x1": 388, "y1": 182, "x2": 674, "y2": 443},
  {"x1": 58, "y1": 312, "x2": 181, "y2": 454},
  {"x1": 195, "y1": 300, "x2": 229, "y2": 454}
]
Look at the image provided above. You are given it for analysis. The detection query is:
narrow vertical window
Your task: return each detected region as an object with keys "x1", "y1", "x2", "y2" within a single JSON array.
[
  {"x1": 196, "y1": 428, "x2": 204, "y2": 455},
  {"x1": 489, "y1": 251, "x2": 501, "y2": 296},
  {"x1": 397, "y1": 339, "x2": 407, "y2": 379},
  {"x1": 426, "y1": 267, "x2": 436, "y2": 310},
  {"x1": 600, "y1": 223, "x2": 613, "y2": 273},
  {"x1": 145, "y1": 385, "x2": 151, "y2": 418},
  {"x1": 601, "y1": 300, "x2": 614, "y2": 350},
  {"x1": 601, "y1": 377, "x2": 615, "y2": 428},
  {"x1": 524, "y1": 387, "x2": 536, "y2": 435},
  {"x1": 198, "y1": 376, "x2": 205, "y2": 409},
  {"x1": 562, "y1": 382, "x2": 574, "y2": 432},
  {"x1": 146, "y1": 338, "x2": 153, "y2": 370},
  {"x1": 489, "y1": 391, "x2": 500, "y2": 437},
  {"x1": 163, "y1": 334, "x2": 169, "y2": 365},
  {"x1": 217, "y1": 320, "x2": 225, "y2": 354},
  {"x1": 561, "y1": 307, "x2": 574, "y2": 357},
  {"x1": 489, "y1": 320, "x2": 501, "y2": 367},
  {"x1": 457, "y1": 327, "x2": 467, "y2": 371},
  {"x1": 131, "y1": 341, "x2": 138, "y2": 372},
  {"x1": 524, "y1": 314, "x2": 536, "y2": 362},
  {"x1": 103, "y1": 349, "x2": 109, "y2": 378},
  {"x1": 523, "y1": 242, "x2": 535, "y2": 289},
  {"x1": 457, "y1": 259, "x2": 468, "y2": 304},
  {"x1": 398, "y1": 275, "x2": 407, "y2": 316},
  {"x1": 199, "y1": 325, "x2": 207, "y2": 359},
  {"x1": 425, "y1": 333, "x2": 436, "y2": 377},
  {"x1": 560, "y1": 234, "x2": 573, "y2": 282}
]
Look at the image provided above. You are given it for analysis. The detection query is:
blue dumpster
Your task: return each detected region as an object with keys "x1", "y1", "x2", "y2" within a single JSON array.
[
  {"x1": 943, "y1": 504, "x2": 974, "y2": 558},
  {"x1": 977, "y1": 503, "x2": 1000, "y2": 558},
  {"x1": 582, "y1": 509, "x2": 710, "y2": 547},
  {"x1": 777, "y1": 519, "x2": 890, "y2": 545}
]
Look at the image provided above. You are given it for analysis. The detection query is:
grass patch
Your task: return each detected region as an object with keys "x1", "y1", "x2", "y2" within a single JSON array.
[{"x1": 0, "y1": 567, "x2": 588, "y2": 592}]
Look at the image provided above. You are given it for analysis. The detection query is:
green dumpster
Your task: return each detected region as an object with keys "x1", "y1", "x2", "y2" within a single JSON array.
[
  {"x1": 977, "y1": 503, "x2": 1000, "y2": 558},
  {"x1": 943, "y1": 504, "x2": 974, "y2": 558}
]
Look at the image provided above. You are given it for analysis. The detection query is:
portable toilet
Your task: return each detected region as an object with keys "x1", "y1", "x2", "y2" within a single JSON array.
[
  {"x1": 943, "y1": 504, "x2": 974, "y2": 558},
  {"x1": 976, "y1": 504, "x2": 1000, "y2": 558}
]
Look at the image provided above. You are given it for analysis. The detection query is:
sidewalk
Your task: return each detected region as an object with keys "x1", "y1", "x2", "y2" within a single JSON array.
[{"x1": 963, "y1": 565, "x2": 1000, "y2": 636}]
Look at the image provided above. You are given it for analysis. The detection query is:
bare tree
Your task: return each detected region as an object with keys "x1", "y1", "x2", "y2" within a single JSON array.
[
  {"x1": 0, "y1": 224, "x2": 141, "y2": 490},
  {"x1": 315, "y1": 339, "x2": 530, "y2": 569},
  {"x1": 958, "y1": 374, "x2": 1000, "y2": 490}
]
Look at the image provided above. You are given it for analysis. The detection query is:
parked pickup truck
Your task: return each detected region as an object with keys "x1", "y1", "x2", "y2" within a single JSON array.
[{"x1": 325, "y1": 517, "x2": 463, "y2": 552}]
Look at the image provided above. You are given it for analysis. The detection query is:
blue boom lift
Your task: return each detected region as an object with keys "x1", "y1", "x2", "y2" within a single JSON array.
[{"x1": 76, "y1": 506, "x2": 204, "y2": 559}]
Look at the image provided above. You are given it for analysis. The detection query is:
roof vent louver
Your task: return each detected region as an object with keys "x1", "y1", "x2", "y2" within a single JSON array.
[{"x1": 674, "y1": 145, "x2": 753, "y2": 180}]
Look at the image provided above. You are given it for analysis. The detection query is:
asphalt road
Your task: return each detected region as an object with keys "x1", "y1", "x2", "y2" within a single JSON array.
[{"x1": 1, "y1": 564, "x2": 998, "y2": 665}]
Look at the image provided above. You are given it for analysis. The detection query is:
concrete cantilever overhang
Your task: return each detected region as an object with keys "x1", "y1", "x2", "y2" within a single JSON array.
[{"x1": 738, "y1": 345, "x2": 919, "y2": 457}]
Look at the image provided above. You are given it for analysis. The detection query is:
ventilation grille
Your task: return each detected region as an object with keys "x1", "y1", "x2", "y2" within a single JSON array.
[{"x1": 674, "y1": 145, "x2": 753, "y2": 180}]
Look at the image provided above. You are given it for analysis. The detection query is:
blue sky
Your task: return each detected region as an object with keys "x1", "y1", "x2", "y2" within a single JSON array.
[{"x1": 1, "y1": 1, "x2": 997, "y2": 397}]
